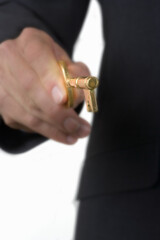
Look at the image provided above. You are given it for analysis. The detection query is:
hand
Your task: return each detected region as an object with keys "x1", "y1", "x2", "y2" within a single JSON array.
[{"x1": 0, "y1": 27, "x2": 91, "y2": 145}]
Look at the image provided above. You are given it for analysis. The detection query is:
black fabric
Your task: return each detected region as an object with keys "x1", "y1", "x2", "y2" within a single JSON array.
[
  {"x1": 78, "y1": 141, "x2": 160, "y2": 198},
  {"x1": 0, "y1": 0, "x2": 160, "y2": 198},
  {"x1": 78, "y1": 0, "x2": 160, "y2": 198},
  {"x1": 0, "y1": 0, "x2": 90, "y2": 53},
  {"x1": 0, "y1": 118, "x2": 46, "y2": 153},
  {"x1": 75, "y1": 176, "x2": 160, "y2": 240}
]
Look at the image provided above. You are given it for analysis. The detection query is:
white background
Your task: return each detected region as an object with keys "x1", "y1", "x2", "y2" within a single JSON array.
[{"x1": 0, "y1": 1, "x2": 104, "y2": 239}]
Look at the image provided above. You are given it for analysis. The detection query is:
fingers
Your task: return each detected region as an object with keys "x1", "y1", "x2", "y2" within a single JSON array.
[
  {"x1": 0, "y1": 27, "x2": 92, "y2": 146},
  {"x1": 1, "y1": 46, "x2": 88, "y2": 135},
  {"x1": 0, "y1": 92, "x2": 78, "y2": 144},
  {"x1": 0, "y1": 83, "x2": 91, "y2": 143},
  {"x1": 1, "y1": 50, "x2": 91, "y2": 139}
]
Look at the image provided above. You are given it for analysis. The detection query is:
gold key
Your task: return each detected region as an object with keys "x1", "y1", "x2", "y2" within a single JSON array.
[{"x1": 59, "y1": 61, "x2": 99, "y2": 112}]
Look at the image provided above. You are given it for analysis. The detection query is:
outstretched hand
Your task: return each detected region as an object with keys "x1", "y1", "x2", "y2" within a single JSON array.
[{"x1": 0, "y1": 27, "x2": 91, "y2": 144}]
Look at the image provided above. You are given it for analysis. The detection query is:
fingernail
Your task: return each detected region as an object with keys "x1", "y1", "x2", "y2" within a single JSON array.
[
  {"x1": 67, "y1": 136, "x2": 77, "y2": 144},
  {"x1": 52, "y1": 86, "x2": 64, "y2": 104},
  {"x1": 64, "y1": 118, "x2": 80, "y2": 133},
  {"x1": 78, "y1": 124, "x2": 91, "y2": 137}
]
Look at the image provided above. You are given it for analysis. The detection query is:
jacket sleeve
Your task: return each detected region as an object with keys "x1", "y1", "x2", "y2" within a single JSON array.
[{"x1": 0, "y1": 0, "x2": 90, "y2": 154}]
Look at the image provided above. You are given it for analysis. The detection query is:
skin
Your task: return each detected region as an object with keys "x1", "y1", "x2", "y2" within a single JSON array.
[{"x1": 0, "y1": 27, "x2": 91, "y2": 145}]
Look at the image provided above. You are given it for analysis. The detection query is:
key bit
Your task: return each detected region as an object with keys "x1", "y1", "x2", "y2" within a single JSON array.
[{"x1": 59, "y1": 61, "x2": 99, "y2": 112}]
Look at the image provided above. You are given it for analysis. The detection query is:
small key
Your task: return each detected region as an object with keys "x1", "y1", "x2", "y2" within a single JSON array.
[{"x1": 59, "y1": 61, "x2": 99, "y2": 112}]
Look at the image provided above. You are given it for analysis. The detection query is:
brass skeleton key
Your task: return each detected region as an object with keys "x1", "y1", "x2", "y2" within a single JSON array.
[{"x1": 59, "y1": 61, "x2": 99, "y2": 112}]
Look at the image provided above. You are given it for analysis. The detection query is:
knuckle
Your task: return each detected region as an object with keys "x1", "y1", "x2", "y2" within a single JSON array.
[
  {"x1": 19, "y1": 28, "x2": 42, "y2": 50},
  {"x1": 19, "y1": 28, "x2": 54, "y2": 61},
  {"x1": 21, "y1": 27, "x2": 37, "y2": 39},
  {"x1": 21, "y1": 27, "x2": 53, "y2": 48},
  {"x1": 0, "y1": 40, "x2": 14, "y2": 54},
  {"x1": 23, "y1": 27, "x2": 53, "y2": 44}
]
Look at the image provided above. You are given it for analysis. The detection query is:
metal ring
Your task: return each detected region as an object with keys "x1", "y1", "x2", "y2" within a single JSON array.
[{"x1": 58, "y1": 61, "x2": 74, "y2": 108}]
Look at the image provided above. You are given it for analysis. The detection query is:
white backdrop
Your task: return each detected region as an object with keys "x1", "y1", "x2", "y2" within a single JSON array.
[{"x1": 0, "y1": 1, "x2": 104, "y2": 239}]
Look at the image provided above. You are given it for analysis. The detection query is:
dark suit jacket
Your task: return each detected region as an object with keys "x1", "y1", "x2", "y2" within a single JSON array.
[{"x1": 0, "y1": 0, "x2": 160, "y2": 199}]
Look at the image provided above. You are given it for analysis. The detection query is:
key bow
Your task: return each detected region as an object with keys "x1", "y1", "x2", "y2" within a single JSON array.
[{"x1": 59, "y1": 61, "x2": 99, "y2": 112}]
